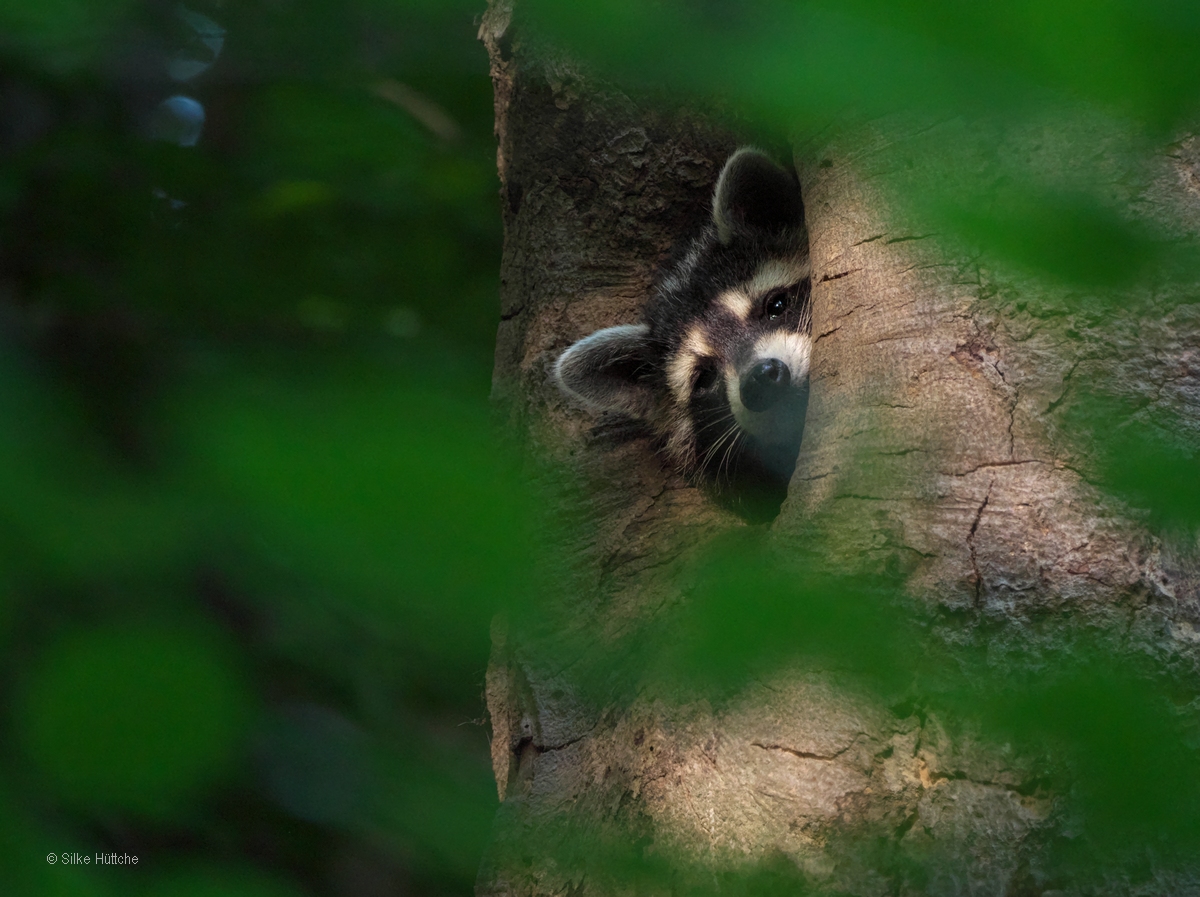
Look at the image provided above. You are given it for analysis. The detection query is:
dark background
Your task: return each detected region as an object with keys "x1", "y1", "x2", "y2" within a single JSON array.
[{"x1": 0, "y1": 2, "x2": 515, "y2": 895}]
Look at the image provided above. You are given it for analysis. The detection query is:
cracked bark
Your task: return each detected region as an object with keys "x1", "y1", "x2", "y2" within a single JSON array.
[
  {"x1": 478, "y1": 4, "x2": 1200, "y2": 895},
  {"x1": 780, "y1": 120, "x2": 1200, "y2": 627},
  {"x1": 967, "y1": 482, "x2": 993, "y2": 606}
]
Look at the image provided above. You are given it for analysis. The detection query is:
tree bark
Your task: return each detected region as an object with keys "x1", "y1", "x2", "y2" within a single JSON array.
[
  {"x1": 786, "y1": 119, "x2": 1200, "y2": 622},
  {"x1": 478, "y1": 4, "x2": 1200, "y2": 895}
]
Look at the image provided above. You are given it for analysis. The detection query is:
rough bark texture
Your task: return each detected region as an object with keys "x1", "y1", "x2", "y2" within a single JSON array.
[
  {"x1": 785, "y1": 120, "x2": 1200, "y2": 627},
  {"x1": 479, "y1": 4, "x2": 1200, "y2": 895}
]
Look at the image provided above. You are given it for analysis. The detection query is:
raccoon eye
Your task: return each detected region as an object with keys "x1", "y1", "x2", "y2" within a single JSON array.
[
  {"x1": 694, "y1": 365, "x2": 720, "y2": 392},
  {"x1": 763, "y1": 289, "x2": 790, "y2": 320}
]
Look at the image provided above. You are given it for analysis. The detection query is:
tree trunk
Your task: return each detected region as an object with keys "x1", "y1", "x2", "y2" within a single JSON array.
[{"x1": 478, "y1": 4, "x2": 1200, "y2": 895}]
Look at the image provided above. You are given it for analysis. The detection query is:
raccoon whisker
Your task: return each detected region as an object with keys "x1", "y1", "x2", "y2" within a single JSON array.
[
  {"x1": 696, "y1": 422, "x2": 733, "y2": 469},
  {"x1": 551, "y1": 148, "x2": 809, "y2": 517},
  {"x1": 692, "y1": 409, "x2": 737, "y2": 457},
  {"x1": 694, "y1": 414, "x2": 732, "y2": 436},
  {"x1": 697, "y1": 428, "x2": 735, "y2": 473},
  {"x1": 717, "y1": 429, "x2": 746, "y2": 486},
  {"x1": 698, "y1": 417, "x2": 741, "y2": 477}
]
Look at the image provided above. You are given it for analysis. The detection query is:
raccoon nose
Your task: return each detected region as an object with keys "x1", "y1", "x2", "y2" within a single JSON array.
[{"x1": 740, "y1": 359, "x2": 791, "y2": 412}]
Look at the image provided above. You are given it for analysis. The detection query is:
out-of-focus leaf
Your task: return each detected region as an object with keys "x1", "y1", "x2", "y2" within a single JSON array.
[
  {"x1": 524, "y1": 0, "x2": 1200, "y2": 128},
  {"x1": 658, "y1": 540, "x2": 914, "y2": 695},
  {"x1": 944, "y1": 659, "x2": 1200, "y2": 854},
  {"x1": 0, "y1": 786, "x2": 111, "y2": 897},
  {"x1": 935, "y1": 188, "x2": 1166, "y2": 288},
  {"x1": 174, "y1": 354, "x2": 534, "y2": 661},
  {"x1": 0, "y1": 360, "x2": 191, "y2": 582},
  {"x1": 372, "y1": 737, "x2": 497, "y2": 879},
  {"x1": 523, "y1": 0, "x2": 1200, "y2": 294},
  {"x1": 257, "y1": 704, "x2": 371, "y2": 827},
  {"x1": 252, "y1": 181, "x2": 336, "y2": 219},
  {"x1": 15, "y1": 625, "x2": 251, "y2": 815},
  {"x1": 0, "y1": 0, "x2": 134, "y2": 72},
  {"x1": 253, "y1": 86, "x2": 426, "y2": 193},
  {"x1": 1062, "y1": 392, "x2": 1200, "y2": 528},
  {"x1": 1101, "y1": 435, "x2": 1200, "y2": 529}
]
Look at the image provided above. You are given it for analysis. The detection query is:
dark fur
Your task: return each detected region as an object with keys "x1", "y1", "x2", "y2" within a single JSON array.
[{"x1": 554, "y1": 149, "x2": 811, "y2": 520}]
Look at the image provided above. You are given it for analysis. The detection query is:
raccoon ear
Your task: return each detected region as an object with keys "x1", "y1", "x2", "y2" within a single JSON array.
[
  {"x1": 712, "y1": 148, "x2": 803, "y2": 244},
  {"x1": 554, "y1": 324, "x2": 658, "y2": 418}
]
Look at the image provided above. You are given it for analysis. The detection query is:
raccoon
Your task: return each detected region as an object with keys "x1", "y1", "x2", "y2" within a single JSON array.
[{"x1": 554, "y1": 148, "x2": 811, "y2": 515}]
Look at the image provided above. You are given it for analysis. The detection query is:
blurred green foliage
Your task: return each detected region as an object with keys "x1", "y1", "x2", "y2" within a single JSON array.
[
  {"x1": 0, "y1": 0, "x2": 135, "y2": 73},
  {"x1": 17, "y1": 624, "x2": 250, "y2": 816},
  {"x1": 523, "y1": 536, "x2": 1200, "y2": 885},
  {"x1": 0, "y1": 1, "x2": 514, "y2": 895},
  {"x1": 524, "y1": 0, "x2": 1200, "y2": 127},
  {"x1": 525, "y1": 0, "x2": 1200, "y2": 292},
  {"x1": 1059, "y1": 390, "x2": 1200, "y2": 531}
]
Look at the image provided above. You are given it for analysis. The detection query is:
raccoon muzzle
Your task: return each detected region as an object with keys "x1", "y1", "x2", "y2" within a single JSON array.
[{"x1": 740, "y1": 358, "x2": 791, "y2": 412}]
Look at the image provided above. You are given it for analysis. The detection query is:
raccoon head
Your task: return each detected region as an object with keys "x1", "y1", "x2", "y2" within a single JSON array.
[{"x1": 555, "y1": 148, "x2": 811, "y2": 503}]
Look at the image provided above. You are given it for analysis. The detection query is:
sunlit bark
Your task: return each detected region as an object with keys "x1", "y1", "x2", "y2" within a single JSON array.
[{"x1": 478, "y1": 3, "x2": 1200, "y2": 894}]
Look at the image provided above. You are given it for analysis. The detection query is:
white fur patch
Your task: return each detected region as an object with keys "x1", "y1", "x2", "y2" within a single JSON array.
[
  {"x1": 715, "y1": 258, "x2": 810, "y2": 323},
  {"x1": 667, "y1": 323, "x2": 716, "y2": 405},
  {"x1": 752, "y1": 330, "x2": 812, "y2": 382},
  {"x1": 660, "y1": 242, "x2": 704, "y2": 294},
  {"x1": 747, "y1": 258, "x2": 811, "y2": 299},
  {"x1": 553, "y1": 323, "x2": 652, "y2": 415},
  {"x1": 664, "y1": 417, "x2": 696, "y2": 468},
  {"x1": 667, "y1": 354, "x2": 695, "y2": 407},
  {"x1": 718, "y1": 289, "x2": 753, "y2": 320}
]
